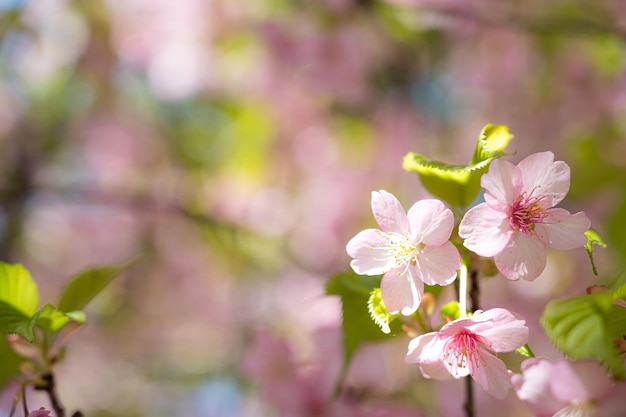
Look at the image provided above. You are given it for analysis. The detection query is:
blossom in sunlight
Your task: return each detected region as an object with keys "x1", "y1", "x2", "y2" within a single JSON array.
[
  {"x1": 459, "y1": 151, "x2": 590, "y2": 281},
  {"x1": 405, "y1": 308, "x2": 528, "y2": 399},
  {"x1": 512, "y1": 358, "x2": 626, "y2": 417},
  {"x1": 28, "y1": 408, "x2": 51, "y2": 417},
  {"x1": 346, "y1": 190, "x2": 460, "y2": 316}
]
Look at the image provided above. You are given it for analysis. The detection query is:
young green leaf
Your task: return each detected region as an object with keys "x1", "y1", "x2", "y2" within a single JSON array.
[
  {"x1": 584, "y1": 229, "x2": 607, "y2": 275},
  {"x1": 0, "y1": 262, "x2": 39, "y2": 316},
  {"x1": 35, "y1": 304, "x2": 86, "y2": 334},
  {"x1": 402, "y1": 124, "x2": 513, "y2": 208},
  {"x1": 367, "y1": 288, "x2": 398, "y2": 334},
  {"x1": 57, "y1": 261, "x2": 132, "y2": 312}
]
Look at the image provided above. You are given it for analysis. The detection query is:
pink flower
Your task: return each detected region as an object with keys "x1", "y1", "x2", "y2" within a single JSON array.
[
  {"x1": 405, "y1": 308, "x2": 529, "y2": 399},
  {"x1": 346, "y1": 190, "x2": 460, "y2": 315},
  {"x1": 512, "y1": 358, "x2": 626, "y2": 417},
  {"x1": 29, "y1": 408, "x2": 51, "y2": 417},
  {"x1": 458, "y1": 151, "x2": 590, "y2": 281}
]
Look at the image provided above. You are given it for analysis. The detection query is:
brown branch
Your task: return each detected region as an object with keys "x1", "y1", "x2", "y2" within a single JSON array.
[{"x1": 35, "y1": 372, "x2": 66, "y2": 417}]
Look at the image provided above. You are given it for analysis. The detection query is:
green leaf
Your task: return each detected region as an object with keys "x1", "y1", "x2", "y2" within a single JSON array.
[
  {"x1": 0, "y1": 336, "x2": 23, "y2": 388},
  {"x1": 585, "y1": 229, "x2": 607, "y2": 275},
  {"x1": 0, "y1": 300, "x2": 35, "y2": 342},
  {"x1": 402, "y1": 124, "x2": 513, "y2": 208},
  {"x1": 0, "y1": 263, "x2": 39, "y2": 316},
  {"x1": 35, "y1": 304, "x2": 86, "y2": 334},
  {"x1": 541, "y1": 287, "x2": 625, "y2": 378},
  {"x1": 326, "y1": 271, "x2": 404, "y2": 397},
  {"x1": 58, "y1": 261, "x2": 132, "y2": 312},
  {"x1": 326, "y1": 271, "x2": 402, "y2": 364}
]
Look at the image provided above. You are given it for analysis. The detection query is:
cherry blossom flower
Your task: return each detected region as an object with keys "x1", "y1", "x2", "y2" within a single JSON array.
[
  {"x1": 512, "y1": 358, "x2": 626, "y2": 417},
  {"x1": 459, "y1": 151, "x2": 591, "y2": 281},
  {"x1": 346, "y1": 190, "x2": 460, "y2": 315},
  {"x1": 405, "y1": 308, "x2": 529, "y2": 399}
]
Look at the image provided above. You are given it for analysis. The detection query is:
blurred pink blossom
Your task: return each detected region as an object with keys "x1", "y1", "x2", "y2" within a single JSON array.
[
  {"x1": 347, "y1": 190, "x2": 460, "y2": 315},
  {"x1": 512, "y1": 358, "x2": 626, "y2": 417},
  {"x1": 459, "y1": 151, "x2": 590, "y2": 281},
  {"x1": 405, "y1": 308, "x2": 528, "y2": 399},
  {"x1": 28, "y1": 407, "x2": 51, "y2": 417}
]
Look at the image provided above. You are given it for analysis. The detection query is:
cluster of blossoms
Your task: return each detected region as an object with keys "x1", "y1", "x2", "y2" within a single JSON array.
[{"x1": 346, "y1": 151, "x2": 592, "y2": 400}]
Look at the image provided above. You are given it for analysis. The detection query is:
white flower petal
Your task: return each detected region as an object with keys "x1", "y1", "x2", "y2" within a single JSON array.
[
  {"x1": 380, "y1": 266, "x2": 422, "y2": 315},
  {"x1": 535, "y1": 209, "x2": 590, "y2": 250},
  {"x1": 406, "y1": 333, "x2": 454, "y2": 380},
  {"x1": 471, "y1": 351, "x2": 512, "y2": 399},
  {"x1": 482, "y1": 158, "x2": 523, "y2": 210},
  {"x1": 416, "y1": 242, "x2": 460, "y2": 286},
  {"x1": 346, "y1": 229, "x2": 395, "y2": 275},
  {"x1": 517, "y1": 151, "x2": 570, "y2": 208},
  {"x1": 459, "y1": 203, "x2": 513, "y2": 257},
  {"x1": 406, "y1": 199, "x2": 454, "y2": 246},
  {"x1": 472, "y1": 310, "x2": 529, "y2": 352},
  {"x1": 371, "y1": 190, "x2": 409, "y2": 233},
  {"x1": 494, "y1": 233, "x2": 547, "y2": 281}
]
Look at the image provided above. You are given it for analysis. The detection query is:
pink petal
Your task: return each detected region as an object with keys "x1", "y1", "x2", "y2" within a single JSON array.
[
  {"x1": 421, "y1": 359, "x2": 459, "y2": 380},
  {"x1": 550, "y1": 360, "x2": 614, "y2": 404},
  {"x1": 380, "y1": 266, "x2": 422, "y2": 315},
  {"x1": 459, "y1": 203, "x2": 513, "y2": 257},
  {"x1": 482, "y1": 158, "x2": 523, "y2": 210},
  {"x1": 535, "y1": 209, "x2": 590, "y2": 250},
  {"x1": 471, "y1": 351, "x2": 512, "y2": 399},
  {"x1": 346, "y1": 229, "x2": 393, "y2": 275},
  {"x1": 470, "y1": 309, "x2": 529, "y2": 352},
  {"x1": 517, "y1": 152, "x2": 570, "y2": 208},
  {"x1": 513, "y1": 358, "x2": 564, "y2": 416},
  {"x1": 416, "y1": 242, "x2": 460, "y2": 286},
  {"x1": 406, "y1": 333, "x2": 453, "y2": 380},
  {"x1": 406, "y1": 199, "x2": 454, "y2": 246},
  {"x1": 494, "y1": 233, "x2": 547, "y2": 281},
  {"x1": 371, "y1": 190, "x2": 409, "y2": 233},
  {"x1": 406, "y1": 332, "x2": 440, "y2": 363}
]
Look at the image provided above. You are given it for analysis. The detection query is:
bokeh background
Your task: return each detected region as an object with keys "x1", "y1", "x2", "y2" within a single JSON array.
[{"x1": 1, "y1": 1, "x2": 626, "y2": 416}]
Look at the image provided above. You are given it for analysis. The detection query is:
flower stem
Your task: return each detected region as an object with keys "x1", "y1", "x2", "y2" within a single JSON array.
[
  {"x1": 459, "y1": 251, "x2": 470, "y2": 317},
  {"x1": 464, "y1": 376, "x2": 475, "y2": 417}
]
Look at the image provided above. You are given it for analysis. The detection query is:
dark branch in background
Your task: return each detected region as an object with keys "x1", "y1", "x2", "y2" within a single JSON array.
[
  {"x1": 34, "y1": 372, "x2": 66, "y2": 417},
  {"x1": 469, "y1": 269, "x2": 480, "y2": 313}
]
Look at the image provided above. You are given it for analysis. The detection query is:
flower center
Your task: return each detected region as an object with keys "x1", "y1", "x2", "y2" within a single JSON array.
[
  {"x1": 509, "y1": 190, "x2": 549, "y2": 235},
  {"x1": 443, "y1": 331, "x2": 488, "y2": 375},
  {"x1": 373, "y1": 231, "x2": 422, "y2": 272}
]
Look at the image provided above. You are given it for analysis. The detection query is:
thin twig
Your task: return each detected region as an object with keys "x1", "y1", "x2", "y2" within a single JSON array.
[{"x1": 464, "y1": 376, "x2": 475, "y2": 417}]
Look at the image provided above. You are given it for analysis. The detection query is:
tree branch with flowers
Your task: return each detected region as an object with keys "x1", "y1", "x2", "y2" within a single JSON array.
[{"x1": 328, "y1": 124, "x2": 626, "y2": 417}]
